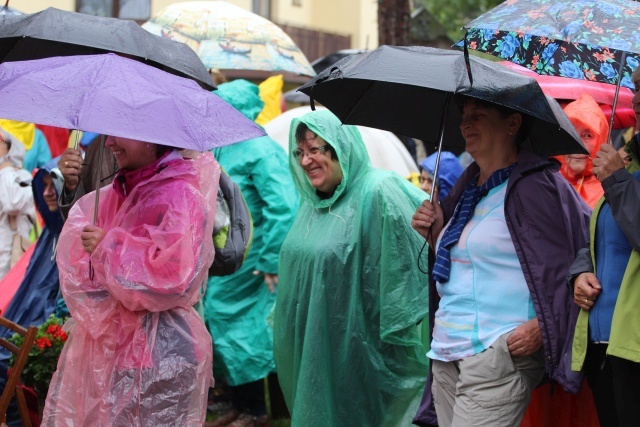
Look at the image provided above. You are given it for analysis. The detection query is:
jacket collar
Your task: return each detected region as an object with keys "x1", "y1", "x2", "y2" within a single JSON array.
[{"x1": 442, "y1": 150, "x2": 556, "y2": 221}]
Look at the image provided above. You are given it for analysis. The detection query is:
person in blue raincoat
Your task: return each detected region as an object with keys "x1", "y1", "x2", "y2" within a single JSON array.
[
  {"x1": 419, "y1": 151, "x2": 464, "y2": 198},
  {"x1": 0, "y1": 158, "x2": 67, "y2": 426},
  {"x1": 204, "y1": 79, "x2": 298, "y2": 427}
]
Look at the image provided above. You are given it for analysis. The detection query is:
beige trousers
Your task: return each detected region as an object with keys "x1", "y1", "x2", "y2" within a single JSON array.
[{"x1": 432, "y1": 332, "x2": 545, "y2": 427}]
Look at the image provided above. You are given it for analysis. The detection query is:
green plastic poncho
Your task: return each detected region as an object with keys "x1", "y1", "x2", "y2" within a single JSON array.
[
  {"x1": 204, "y1": 79, "x2": 299, "y2": 386},
  {"x1": 273, "y1": 110, "x2": 429, "y2": 427}
]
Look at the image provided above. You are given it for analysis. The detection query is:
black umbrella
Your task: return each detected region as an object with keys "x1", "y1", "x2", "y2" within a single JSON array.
[
  {"x1": 310, "y1": 49, "x2": 369, "y2": 74},
  {"x1": 0, "y1": 7, "x2": 214, "y2": 90},
  {"x1": 298, "y1": 45, "x2": 586, "y2": 158}
]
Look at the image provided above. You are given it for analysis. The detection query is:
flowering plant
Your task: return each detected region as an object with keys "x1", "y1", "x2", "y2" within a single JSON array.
[{"x1": 9, "y1": 314, "x2": 69, "y2": 396}]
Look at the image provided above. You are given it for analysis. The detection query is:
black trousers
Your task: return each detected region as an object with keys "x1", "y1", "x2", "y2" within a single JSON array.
[
  {"x1": 584, "y1": 343, "x2": 640, "y2": 427},
  {"x1": 229, "y1": 379, "x2": 266, "y2": 416}
]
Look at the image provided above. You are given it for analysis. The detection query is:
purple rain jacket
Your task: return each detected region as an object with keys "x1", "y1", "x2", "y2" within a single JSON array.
[{"x1": 413, "y1": 151, "x2": 591, "y2": 426}]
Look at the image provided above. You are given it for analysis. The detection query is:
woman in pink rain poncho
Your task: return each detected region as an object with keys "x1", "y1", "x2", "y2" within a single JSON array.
[{"x1": 42, "y1": 136, "x2": 219, "y2": 426}]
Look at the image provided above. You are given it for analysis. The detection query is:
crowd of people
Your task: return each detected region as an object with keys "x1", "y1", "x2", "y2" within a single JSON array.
[{"x1": 1, "y1": 44, "x2": 639, "y2": 427}]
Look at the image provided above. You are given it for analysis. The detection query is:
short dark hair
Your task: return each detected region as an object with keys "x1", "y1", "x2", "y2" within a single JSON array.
[
  {"x1": 455, "y1": 95, "x2": 533, "y2": 149},
  {"x1": 294, "y1": 122, "x2": 339, "y2": 161}
]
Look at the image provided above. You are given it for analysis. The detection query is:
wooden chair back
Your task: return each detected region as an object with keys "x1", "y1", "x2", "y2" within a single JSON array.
[{"x1": 0, "y1": 314, "x2": 37, "y2": 427}]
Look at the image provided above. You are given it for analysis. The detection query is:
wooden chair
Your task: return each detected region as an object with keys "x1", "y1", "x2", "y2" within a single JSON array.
[{"x1": 0, "y1": 314, "x2": 37, "y2": 427}]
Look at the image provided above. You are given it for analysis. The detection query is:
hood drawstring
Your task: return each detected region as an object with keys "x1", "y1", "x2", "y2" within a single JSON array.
[
  {"x1": 304, "y1": 209, "x2": 316, "y2": 239},
  {"x1": 328, "y1": 205, "x2": 346, "y2": 224},
  {"x1": 51, "y1": 236, "x2": 58, "y2": 262}
]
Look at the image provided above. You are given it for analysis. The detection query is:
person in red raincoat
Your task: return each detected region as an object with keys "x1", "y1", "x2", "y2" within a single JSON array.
[
  {"x1": 42, "y1": 136, "x2": 219, "y2": 426},
  {"x1": 560, "y1": 93, "x2": 609, "y2": 208}
]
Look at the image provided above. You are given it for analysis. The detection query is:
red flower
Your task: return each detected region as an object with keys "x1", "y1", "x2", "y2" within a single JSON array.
[
  {"x1": 593, "y1": 52, "x2": 607, "y2": 62},
  {"x1": 45, "y1": 324, "x2": 68, "y2": 341},
  {"x1": 46, "y1": 324, "x2": 62, "y2": 335},
  {"x1": 584, "y1": 69, "x2": 597, "y2": 81},
  {"x1": 531, "y1": 55, "x2": 540, "y2": 68},
  {"x1": 36, "y1": 337, "x2": 52, "y2": 349}
]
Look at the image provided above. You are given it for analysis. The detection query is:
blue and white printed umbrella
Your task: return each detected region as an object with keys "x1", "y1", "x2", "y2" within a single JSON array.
[{"x1": 458, "y1": 0, "x2": 640, "y2": 140}]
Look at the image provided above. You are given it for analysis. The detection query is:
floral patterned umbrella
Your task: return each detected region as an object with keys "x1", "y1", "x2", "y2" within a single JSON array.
[{"x1": 460, "y1": 0, "x2": 640, "y2": 90}]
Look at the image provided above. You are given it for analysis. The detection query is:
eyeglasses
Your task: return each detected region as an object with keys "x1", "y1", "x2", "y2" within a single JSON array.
[{"x1": 292, "y1": 145, "x2": 329, "y2": 159}]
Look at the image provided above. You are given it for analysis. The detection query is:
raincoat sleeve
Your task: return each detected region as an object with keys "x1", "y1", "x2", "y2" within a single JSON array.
[
  {"x1": 57, "y1": 154, "x2": 218, "y2": 329},
  {"x1": 371, "y1": 174, "x2": 429, "y2": 345},
  {"x1": 93, "y1": 166, "x2": 216, "y2": 312},
  {"x1": 56, "y1": 191, "x2": 119, "y2": 337},
  {"x1": 602, "y1": 169, "x2": 640, "y2": 251},
  {"x1": 247, "y1": 141, "x2": 298, "y2": 274},
  {"x1": 567, "y1": 247, "x2": 593, "y2": 288}
]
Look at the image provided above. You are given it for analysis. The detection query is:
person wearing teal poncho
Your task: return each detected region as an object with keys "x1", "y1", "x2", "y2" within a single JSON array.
[
  {"x1": 273, "y1": 110, "x2": 429, "y2": 427},
  {"x1": 204, "y1": 79, "x2": 298, "y2": 426}
]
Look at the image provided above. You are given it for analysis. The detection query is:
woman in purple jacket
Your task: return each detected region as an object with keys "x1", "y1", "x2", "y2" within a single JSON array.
[{"x1": 411, "y1": 96, "x2": 590, "y2": 427}]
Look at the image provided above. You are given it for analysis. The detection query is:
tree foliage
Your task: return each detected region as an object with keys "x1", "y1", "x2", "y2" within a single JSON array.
[{"x1": 421, "y1": 0, "x2": 504, "y2": 41}]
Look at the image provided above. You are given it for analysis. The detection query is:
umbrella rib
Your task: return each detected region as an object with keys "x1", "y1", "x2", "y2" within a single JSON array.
[{"x1": 342, "y1": 79, "x2": 376, "y2": 125}]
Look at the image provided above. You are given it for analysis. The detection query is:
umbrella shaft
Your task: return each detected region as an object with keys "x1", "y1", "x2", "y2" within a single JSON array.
[
  {"x1": 430, "y1": 93, "x2": 452, "y2": 202},
  {"x1": 93, "y1": 135, "x2": 105, "y2": 225},
  {"x1": 607, "y1": 51, "x2": 627, "y2": 145}
]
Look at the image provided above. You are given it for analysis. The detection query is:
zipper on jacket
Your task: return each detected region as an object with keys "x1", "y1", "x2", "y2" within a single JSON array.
[
  {"x1": 506, "y1": 185, "x2": 553, "y2": 377},
  {"x1": 238, "y1": 218, "x2": 246, "y2": 245}
]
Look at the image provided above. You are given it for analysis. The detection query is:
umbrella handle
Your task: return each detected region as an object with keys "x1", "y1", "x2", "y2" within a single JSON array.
[
  {"x1": 72, "y1": 129, "x2": 81, "y2": 150},
  {"x1": 607, "y1": 51, "x2": 627, "y2": 145}
]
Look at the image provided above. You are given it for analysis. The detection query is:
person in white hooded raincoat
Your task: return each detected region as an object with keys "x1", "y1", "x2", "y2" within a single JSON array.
[{"x1": 0, "y1": 129, "x2": 36, "y2": 280}]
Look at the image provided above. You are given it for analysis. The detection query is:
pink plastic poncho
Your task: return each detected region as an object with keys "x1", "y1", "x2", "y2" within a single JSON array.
[{"x1": 43, "y1": 151, "x2": 219, "y2": 427}]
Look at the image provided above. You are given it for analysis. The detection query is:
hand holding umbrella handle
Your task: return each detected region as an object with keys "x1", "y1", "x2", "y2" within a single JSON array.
[
  {"x1": 412, "y1": 190, "x2": 444, "y2": 249},
  {"x1": 58, "y1": 148, "x2": 83, "y2": 193},
  {"x1": 593, "y1": 144, "x2": 625, "y2": 182}
]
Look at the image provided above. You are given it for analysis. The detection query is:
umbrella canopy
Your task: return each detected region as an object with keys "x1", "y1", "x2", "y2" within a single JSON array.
[
  {"x1": 0, "y1": 7, "x2": 215, "y2": 90},
  {"x1": 460, "y1": 0, "x2": 640, "y2": 90},
  {"x1": 0, "y1": 5, "x2": 21, "y2": 15},
  {"x1": 142, "y1": 1, "x2": 315, "y2": 78},
  {"x1": 264, "y1": 106, "x2": 419, "y2": 176},
  {"x1": 310, "y1": 49, "x2": 368, "y2": 74},
  {"x1": 500, "y1": 61, "x2": 636, "y2": 129},
  {"x1": 284, "y1": 49, "x2": 368, "y2": 103},
  {"x1": 0, "y1": 53, "x2": 265, "y2": 151},
  {"x1": 299, "y1": 45, "x2": 587, "y2": 157}
]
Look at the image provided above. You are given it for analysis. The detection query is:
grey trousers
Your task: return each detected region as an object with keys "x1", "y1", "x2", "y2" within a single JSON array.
[{"x1": 431, "y1": 332, "x2": 545, "y2": 427}]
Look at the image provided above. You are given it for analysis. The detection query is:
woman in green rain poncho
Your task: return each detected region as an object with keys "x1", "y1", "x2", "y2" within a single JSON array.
[
  {"x1": 273, "y1": 110, "x2": 430, "y2": 427},
  {"x1": 204, "y1": 79, "x2": 298, "y2": 425}
]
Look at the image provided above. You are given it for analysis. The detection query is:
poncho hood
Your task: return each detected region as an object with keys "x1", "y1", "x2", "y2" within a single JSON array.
[
  {"x1": 1, "y1": 129, "x2": 26, "y2": 168},
  {"x1": 215, "y1": 79, "x2": 265, "y2": 122},
  {"x1": 563, "y1": 93, "x2": 608, "y2": 176},
  {"x1": 288, "y1": 110, "x2": 371, "y2": 209},
  {"x1": 419, "y1": 151, "x2": 464, "y2": 198},
  {"x1": 32, "y1": 159, "x2": 64, "y2": 233}
]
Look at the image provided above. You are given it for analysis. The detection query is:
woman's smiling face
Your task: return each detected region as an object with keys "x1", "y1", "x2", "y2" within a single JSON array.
[
  {"x1": 296, "y1": 130, "x2": 343, "y2": 195},
  {"x1": 105, "y1": 136, "x2": 158, "y2": 171}
]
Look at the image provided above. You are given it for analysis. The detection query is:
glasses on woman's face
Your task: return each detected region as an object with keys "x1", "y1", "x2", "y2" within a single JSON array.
[{"x1": 292, "y1": 145, "x2": 329, "y2": 159}]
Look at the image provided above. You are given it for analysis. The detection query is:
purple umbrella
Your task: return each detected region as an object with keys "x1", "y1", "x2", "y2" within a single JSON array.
[{"x1": 0, "y1": 53, "x2": 265, "y2": 151}]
